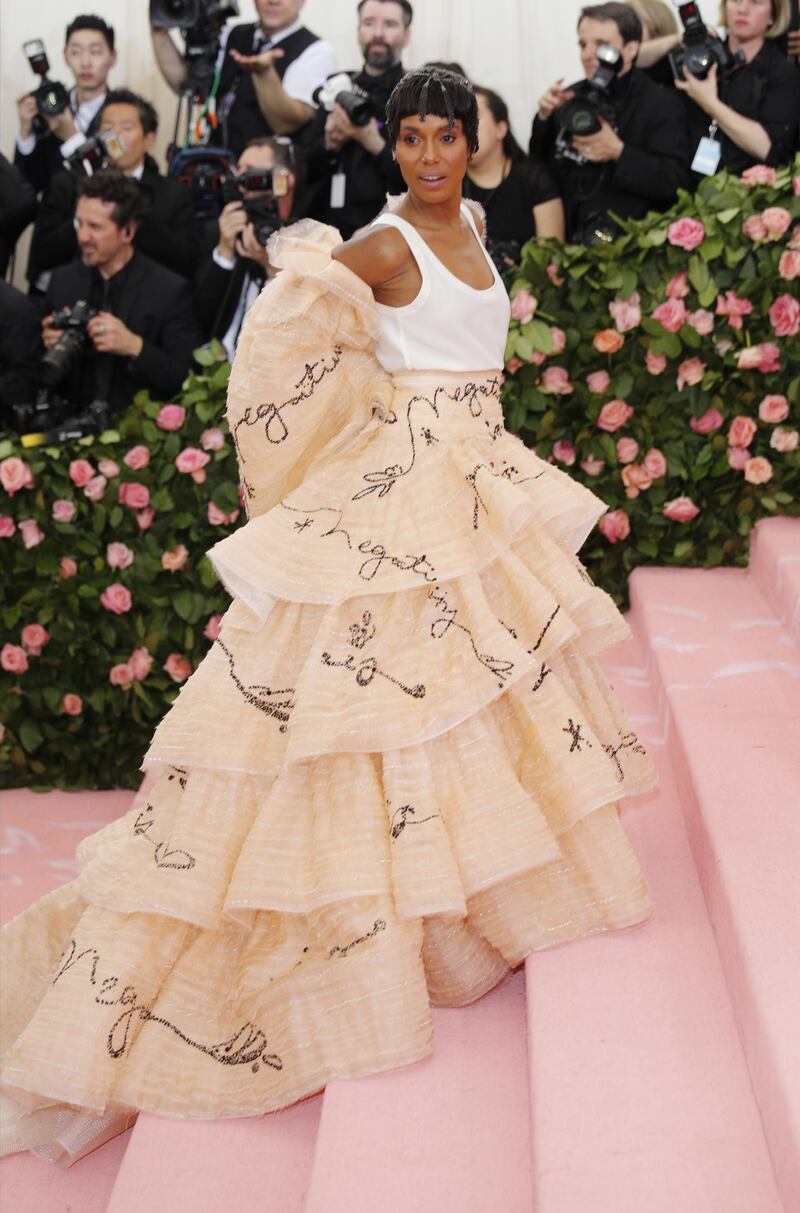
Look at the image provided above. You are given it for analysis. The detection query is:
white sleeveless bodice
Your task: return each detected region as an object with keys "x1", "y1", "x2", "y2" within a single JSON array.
[{"x1": 370, "y1": 203, "x2": 510, "y2": 374}]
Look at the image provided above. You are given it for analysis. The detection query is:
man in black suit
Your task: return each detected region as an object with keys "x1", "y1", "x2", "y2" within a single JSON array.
[
  {"x1": 0, "y1": 283, "x2": 43, "y2": 422},
  {"x1": 28, "y1": 89, "x2": 200, "y2": 288},
  {"x1": 15, "y1": 15, "x2": 117, "y2": 195},
  {"x1": 0, "y1": 154, "x2": 37, "y2": 277},
  {"x1": 42, "y1": 173, "x2": 201, "y2": 417}
]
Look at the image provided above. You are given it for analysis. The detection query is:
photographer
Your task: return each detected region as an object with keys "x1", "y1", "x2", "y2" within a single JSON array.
[
  {"x1": 676, "y1": 0, "x2": 800, "y2": 176},
  {"x1": 42, "y1": 172, "x2": 201, "y2": 419},
  {"x1": 529, "y1": 3, "x2": 690, "y2": 244},
  {"x1": 151, "y1": 0, "x2": 336, "y2": 155},
  {"x1": 15, "y1": 15, "x2": 117, "y2": 196},
  {"x1": 0, "y1": 283, "x2": 43, "y2": 422},
  {"x1": 28, "y1": 90, "x2": 200, "y2": 288},
  {"x1": 302, "y1": 0, "x2": 411, "y2": 238},
  {"x1": 0, "y1": 154, "x2": 37, "y2": 278},
  {"x1": 194, "y1": 136, "x2": 297, "y2": 356}
]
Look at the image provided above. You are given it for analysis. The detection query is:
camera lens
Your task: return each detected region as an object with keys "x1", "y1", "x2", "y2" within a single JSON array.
[{"x1": 683, "y1": 46, "x2": 712, "y2": 78}]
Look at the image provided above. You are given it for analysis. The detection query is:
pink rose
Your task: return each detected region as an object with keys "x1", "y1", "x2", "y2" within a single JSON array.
[
  {"x1": 164, "y1": 652, "x2": 192, "y2": 683},
  {"x1": 83, "y1": 474, "x2": 107, "y2": 503},
  {"x1": 62, "y1": 693, "x2": 83, "y2": 716},
  {"x1": 52, "y1": 498, "x2": 76, "y2": 523},
  {"x1": 1, "y1": 644, "x2": 28, "y2": 673},
  {"x1": 1, "y1": 457, "x2": 34, "y2": 496},
  {"x1": 666, "y1": 272, "x2": 690, "y2": 299},
  {"x1": 621, "y1": 464, "x2": 653, "y2": 499},
  {"x1": 616, "y1": 437, "x2": 639, "y2": 464},
  {"x1": 506, "y1": 357, "x2": 523, "y2": 374},
  {"x1": 677, "y1": 357, "x2": 706, "y2": 390},
  {"x1": 758, "y1": 394, "x2": 789, "y2": 424},
  {"x1": 741, "y1": 165, "x2": 776, "y2": 186},
  {"x1": 136, "y1": 507, "x2": 156, "y2": 531},
  {"x1": 580, "y1": 456, "x2": 606, "y2": 476},
  {"x1": 742, "y1": 214, "x2": 767, "y2": 242},
  {"x1": 646, "y1": 350, "x2": 667, "y2": 375},
  {"x1": 528, "y1": 350, "x2": 546, "y2": 367},
  {"x1": 203, "y1": 614, "x2": 223, "y2": 642},
  {"x1": 540, "y1": 366, "x2": 573, "y2": 395},
  {"x1": 728, "y1": 415, "x2": 758, "y2": 447},
  {"x1": 728, "y1": 445, "x2": 751, "y2": 471},
  {"x1": 156, "y1": 404, "x2": 186, "y2": 431},
  {"x1": 68, "y1": 459, "x2": 95, "y2": 487},
  {"x1": 549, "y1": 326, "x2": 566, "y2": 353},
  {"x1": 129, "y1": 646, "x2": 153, "y2": 681},
  {"x1": 101, "y1": 583, "x2": 133, "y2": 615},
  {"x1": 21, "y1": 624, "x2": 50, "y2": 655},
  {"x1": 119, "y1": 482, "x2": 150, "y2": 510},
  {"x1": 175, "y1": 447, "x2": 211, "y2": 475},
  {"x1": 744, "y1": 456, "x2": 773, "y2": 485},
  {"x1": 597, "y1": 399, "x2": 634, "y2": 432},
  {"x1": 107, "y1": 541, "x2": 135, "y2": 569},
  {"x1": 794, "y1": 177, "x2": 800, "y2": 197},
  {"x1": 98, "y1": 458, "x2": 120, "y2": 479},
  {"x1": 546, "y1": 263, "x2": 564, "y2": 286},
  {"x1": 593, "y1": 329, "x2": 625, "y2": 353},
  {"x1": 779, "y1": 251, "x2": 800, "y2": 281},
  {"x1": 586, "y1": 370, "x2": 610, "y2": 393},
  {"x1": 599, "y1": 509, "x2": 630, "y2": 543},
  {"x1": 687, "y1": 308, "x2": 715, "y2": 335},
  {"x1": 200, "y1": 427, "x2": 225, "y2": 452},
  {"x1": 552, "y1": 440, "x2": 576, "y2": 466},
  {"x1": 771, "y1": 426, "x2": 799, "y2": 453},
  {"x1": 609, "y1": 291, "x2": 641, "y2": 332},
  {"x1": 690, "y1": 407, "x2": 724, "y2": 434},
  {"x1": 667, "y1": 217, "x2": 705, "y2": 251},
  {"x1": 643, "y1": 447, "x2": 667, "y2": 479},
  {"x1": 0, "y1": 516, "x2": 16, "y2": 538},
  {"x1": 161, "y1": 543, "x2": 189, "y2": 572},
  {"x1": 663, "y1": 496, "x2": 700, "y2": 523},
  {"x1": 769, "y1": 294, "x2": 800, "y2": 338},
  {"x1": 191, "y1": 469, "x2": 207, "y2": 485},
  {"x1": 208, "y1": 501, "x2": 230, "y2": 526},
  {"x1": 716, "y1": 290, "x2": 753, "y2": 331},
  {"x1": 510, "y1": 289, "x2": 538, "y2": 324},
  {"x1": 19, "y1": 519, "x2": 44, "y2": 549},
  {"x1": 762, "y1": 207, "x2": 792, "y2": 241},
  {"x1": 651, "y1": 298, "x2": 688, "y2": 333},
  {"x1": 109, "y1": 662, "x2": 134, "y2": 689},
  {"x1": 59, "y1": 556, "x2": 77, "y2": 578},
  {"x1": 737, "y1": 343, "x2": 781, "y2": 373},
  {"x1": 123, "y1": 444, "x2": 151, "y2": 470}
]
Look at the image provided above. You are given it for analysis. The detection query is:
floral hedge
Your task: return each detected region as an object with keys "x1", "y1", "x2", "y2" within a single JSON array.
[
  {"x1": 2, "y1": 160, "x2": 799, "y2": 789},
  {"x1": 501, "y1": 156, "x2": 800, "y2": 606}
]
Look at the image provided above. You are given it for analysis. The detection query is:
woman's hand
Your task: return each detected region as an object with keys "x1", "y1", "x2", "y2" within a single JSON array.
[{"x1": 675, "y1": 63, "x2": 720, "y2": 116}]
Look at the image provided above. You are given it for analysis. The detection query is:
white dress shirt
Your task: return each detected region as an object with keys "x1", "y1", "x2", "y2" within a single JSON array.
[
  {"x1": 16, "y1": 88, "x2": 107, "y2": 160},
  {"x1": 216, "y1": 18, "x2": 336, "y2": 108}
]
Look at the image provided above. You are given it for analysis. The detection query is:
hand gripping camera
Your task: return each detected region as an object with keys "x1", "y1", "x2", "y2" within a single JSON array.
[
  {"x1": 314, "y1": 73, "x2": 376, "y2": 127},
  {"x1": 668, "y1": 2, "x2": 745, "y2": 80},
  {"x1": 22, "y1": 40, "x2": 70, "y2": 133},
  {"x1": 222, "y1": 165, "x2": 291, "y2": 246},
  {"x1": 556, "y1": 44, "x2": 622, "y2": 164},
  {"x1": 64, "y1": 130, "x2": 126, "y2": 177},
  {"x1": 40, "y1": 301, "x2": 98, "y2": 388}
]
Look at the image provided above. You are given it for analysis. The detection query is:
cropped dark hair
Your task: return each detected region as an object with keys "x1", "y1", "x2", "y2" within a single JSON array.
[
  {"x1": 99, "y1": 89, "x2": 159, "y2": 136},
  {"x1": 357, "y1": 0, "x2": 414, "y2": 26},
  {"x1": 76, "y1": 171, "x2": 146, "y2": 228},
  {"x1": 473, "y1": 87, "x2": 525, "y2": 162},
  {"x1": 65, "y1": 14, "x2": 115, "y2": 52},
  {"x1": 578, "y1": 3, "x2": 643, "y2": 42},
  {"x1": 386, "y1": 67, "x2": 479, "y2": 153}
]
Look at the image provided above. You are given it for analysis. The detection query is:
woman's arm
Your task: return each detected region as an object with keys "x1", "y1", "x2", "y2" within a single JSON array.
[
  {"x1": 533, "y1": 197, "x2": 565, "y2": 242},
  {"x1": 332, "y1": 225, "x2": 411, "y2": 294},
  {"x1": 636, "y1": 32, "x2": 682, "y2": 69},
  {"x1": 676, "y1": 63, "x2": 772, "y2": 162}
]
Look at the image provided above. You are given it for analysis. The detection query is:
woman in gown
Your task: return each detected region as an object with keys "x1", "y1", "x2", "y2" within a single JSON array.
[{"x1": 0, "y1": 68, "x2": 656, "y2": 1167}]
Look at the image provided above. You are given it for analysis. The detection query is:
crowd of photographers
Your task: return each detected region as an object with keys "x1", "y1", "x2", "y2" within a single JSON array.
[{"x1": 1, "y1": 0, "x2": 799, "y2": 440}]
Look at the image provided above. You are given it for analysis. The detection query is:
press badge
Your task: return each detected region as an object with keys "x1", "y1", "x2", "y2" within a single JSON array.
[
  {"x1": 330, "y1": 171, "x2": 346, "y2": 209},
  {"x1": 691, "y1": 121, "x2": 721, "y2": 176}
]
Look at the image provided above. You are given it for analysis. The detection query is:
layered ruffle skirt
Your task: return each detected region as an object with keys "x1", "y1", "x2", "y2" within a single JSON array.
[{"x1": 0, "y1": 221, "x2": 657, "y2": 1165}]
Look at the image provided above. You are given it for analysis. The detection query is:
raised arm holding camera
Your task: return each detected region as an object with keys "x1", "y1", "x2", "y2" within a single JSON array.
[{"x1": 529, "y1": 2, "x2": 690, "y2": 244}]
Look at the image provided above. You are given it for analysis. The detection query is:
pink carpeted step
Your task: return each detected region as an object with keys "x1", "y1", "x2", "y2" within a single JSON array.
[
  {"x1": 749, "y1": 516, "x2": 800, "y2": 647},
  {"x1": 524, "y1": 633, "x2": 783, "y2": 1213},
  {"x1": 629, "y1": 557, "x2": 800, "y2": 1211},
  {"x1": 304, "y1": 971, "x2": 532, "y2": 1213}
]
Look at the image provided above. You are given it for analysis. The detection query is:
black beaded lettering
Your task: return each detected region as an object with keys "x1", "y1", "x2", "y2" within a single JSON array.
[
  {"x1": 329, "y1": 919, "x2": 387, "y2": 958},
  {"x1": 321, "y1": 650, "x2": 426, "y2": 699},
  {"x1": 132, "y1": 802, "x2": 196, "y2": 871},
  {"x1": 216, "y1": 638, "x2": 295, "y2": 732},
  {"x1": 389, "y1": 803, "x2": 438, "y2": 840},
  {"x1": 563, "y1": 718, "x2": 592, "y2": 753},
  {"x1": 427, "y1": 587, "x2": 515, "y2": 688},
  {"x1": 603, "y1": 731, "x2": 647, "y2": 782}
]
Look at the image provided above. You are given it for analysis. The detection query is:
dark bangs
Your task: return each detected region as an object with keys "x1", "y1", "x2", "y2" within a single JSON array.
[{"x1": 386, "y1": 68, "x2": 479, "y2": 153}]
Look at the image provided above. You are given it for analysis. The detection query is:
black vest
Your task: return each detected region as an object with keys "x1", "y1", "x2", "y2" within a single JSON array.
[{"x1": 218, "y1": 23, "x2": 320, "y2": 155}]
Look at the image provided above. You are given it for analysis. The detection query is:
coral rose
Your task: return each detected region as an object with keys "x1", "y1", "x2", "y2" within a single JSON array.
[
  {"x1": 123, "y1": 445, "x2": 151, "y2": 470},
  {"x1": 609, "y1": 291, "x2": 641, "y2": 332},
  {"x1": 663, "y1": 496, "x2": 700, "y2": 522},
  {"x1": 599, "y1": 509, "x2": 630, "y2": 543},
  {"x1": 21, "y1": 624, "x2": 50, "y2": 656},
  {"x1": 762, "y1": 207, "x2": 792, "y2": 240},
  {"x1": 643, "y1": 447, "x2": 667, "y2": 479},
  {"x1": 690, "y1": 407, "x2": 724, "y2": 434},
  {"x1": 728, "y1": 415, "x2": 758, "y2": 447},
  {"x1": 156, "y1": 404, "x2": 186, "y2": 431},
  {"x1": 741, "y1": 165, "x2": 776, "y2": 186},
  {"x1": 728, "y1": 445, "x2": 750, "y2": 470},
  {"x1": 593, "y1": 329, "x2": 625, "y2": 353},
  {"x1": 677, "y1": 357, "x2": 706, "y2": 389},
  {"x1": 795, "y1": 177, "x2": 800, "y2": 197},
  {"x1": 769, "y1": 294, "x2": 800, "y2": 338},
  {"x1": 107, "y1": 542, "x2": 135, "y2": 569},
  {"x1": 744, "y1": 456, "x2": 773, "y2": 484},
  {"x1": 546, "y1": 263, "x2": 564, "y2": 285},
  {"x1": 549, "y1": 326, "x2": 567, "y2": 353},
  {"x1": 621, "y1": 464, "x2": 653, "y2": 498},
  {"x1": 616, "y1": 437, "x2": 639, "y2": 463},
  {"x1": 742, "y1": 214, "x2": 767, "y2": 241},
  {"x1": 1, "y1": 644, "x2": 28, "y2": 673},
  {"x1": 59, "y1": 556, "x2": 77, "y2": 578},
  {"x1": 779, "y1": 250, "x2": 800, "y2": 281},
  {"x1": 668, "y1": 217, "x2": 705, "y2": 250},
  {"x1": 62, "y1": 693, "x2": 83, "y2": 716},
  {"x1": 119, "y1": 482, "x2": 150, "y2": 510},
  {"x1": 716, "y1": 290, "x2": 753, "y2": 330},
  {"x1": 552, "y1": 440, "x2": 576, "y2": 465},
  {"x1": 175, "y1": 447, "x2": 211, "y2": 475},
  {"x1": 597, "y1": 399, "x2": 634, "y2": 432},
  {"x1": 771, "y1": 426, "x2": 799, "y2": 452},
  {"x1": 52, "y1": 499, "x2": 76, "y2": 523},
  {"x1": 0, "y1": 516, "x2": 16, "y2": 538},
  {"x1": 98, "y1": 458, "x2": 120, "y2": 479},
  {"x1": 687, "y1": 308, "x2": 715, "y2": 335},
  {"x1": 645, "y1": 350, "x2": 667, "y2": 375},
  {"x1": 758, "y1": 395, "x2": 789, "y2": 424},
  {"x1": 161, "y1": 543, "x2": 189, "y2": 572},
  {"x1": 203, "y1": 614, "x2": 223, "y2": 642},
  {"x1": 68, "y1": 459, "x2": 94, "y2": 487},
  {"x1": 506, "y1": 357, "x2": 523, "y2": 374},
  {"x1": 586, "y1": 370, "x2": 610, "y2": 393},
  {"x1": 651, "y1": 298, "x2": 687, "y2": 333},
  {"x1": 580, "y1": 456, "x2": 606, "y2": 476},
  {"x1": 510, "y1": 289, "x2": 538, "y2": 324},
  {"x1": 665, "y1": 272, "x2": 689, "y2": 299},
  {"x1": 109, "y1": 663, "x2": 134, "y2": 689},
  {"x1": 101, "y1": 583, "x2": 132, "y2": 614},
  {"x1": 164, "y1": 652, "x2": 192, "y2": 683},
  {"x1": 200, "y1": 428, "x2": 225, "y2": 452},
  {"x1": 129, "y1": 646, "x2": 154, "y2": 681},
  {"x1": 83, "y1": 474, "x2": 107, "y2": 503},
  {"x1": 540, "y1": 366, "x2": 573, "y2": 395},
  {"x1": 19, "y1": 519, "x2": 45, "y2": 549},
  {"x1": 1, "y1": 457, "x2": 34, "y2": 496},
  {"x1": 736, "y1": 343, "x2": 781, "y2": 373},
  {"x1": 136, "y1": 507, "x2": 156, "y2": 531}
]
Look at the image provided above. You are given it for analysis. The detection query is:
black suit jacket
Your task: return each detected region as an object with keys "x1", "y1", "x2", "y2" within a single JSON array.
[
  {"x1": 44, "y1": 251, "x2": 202, "y2": 414},
  {"x1": 0, "y1": 153, "x2": 37, "y2": 277},
  {"x1": 0, "y1": 281, "x2": 43, "y2": 415},
  {"x1": 28, "y1": 155, "x2": 200, "y2": 284},
  {"x1": 13, "y1": 103, "x2": 103, "y2": 197}
]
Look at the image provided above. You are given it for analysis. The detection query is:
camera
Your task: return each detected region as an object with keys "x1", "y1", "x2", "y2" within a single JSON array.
[
  {"x1": 65, "y1": 130, "x2": 126, "y2": 177},
  {"x1": 10, "y1": 393, "x2": 110, "y2": 443},
  {"x1": 669, "y1": 2, "x2": 745, "y2": 80},
  {"x1": 23, "y1": 40, "x2": 70, "y2": 133},
  {"x1": 314, "y1": 73, "x2": 376, "y2": 127},
  {"x1": 41, "y1": 301, "x2": 99, "y2": 388},
  {"x1": 221, "y1": 165, "x2": 290, "y2": 245},
  {"x1": 556, "y1": 44, "x2": 622, "y2": 163},
  {"x1": 150, "y1": 0, "x2": 239, "y2": 97}
]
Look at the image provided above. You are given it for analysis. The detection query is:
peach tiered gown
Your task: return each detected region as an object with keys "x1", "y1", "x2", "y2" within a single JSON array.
[{"x1": 0, "y1": 205, "x2": 657, "y2": 1166}]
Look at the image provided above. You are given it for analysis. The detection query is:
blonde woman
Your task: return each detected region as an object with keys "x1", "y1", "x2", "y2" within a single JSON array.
[{"x1": 627, "y1": 0, "x2": 681, "y2": 86}]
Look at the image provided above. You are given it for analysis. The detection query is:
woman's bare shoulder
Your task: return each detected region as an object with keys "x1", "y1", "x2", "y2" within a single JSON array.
[{"x1": 331, "y1": 224, "x2": 409, "y2": 288}]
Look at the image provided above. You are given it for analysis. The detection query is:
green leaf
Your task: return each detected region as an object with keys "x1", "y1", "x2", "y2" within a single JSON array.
[
  {"x1": 173, "y1": 591, "x2": 206, "y2": 624},
  {"x1": 150, "y1": 487, "x2": 174, "y2": 512},
  {"x1": 19, "y1": 720, "x2": 44, "y2": 754}
]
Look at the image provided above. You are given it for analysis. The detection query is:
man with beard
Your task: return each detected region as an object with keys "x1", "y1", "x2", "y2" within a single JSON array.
[{"x1": 302, "y1": 0, "x2": 412, "y2": 238}]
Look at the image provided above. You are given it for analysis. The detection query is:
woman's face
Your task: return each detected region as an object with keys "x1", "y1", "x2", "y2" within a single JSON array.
[
  {"x1": 468, "y1": 94, "x2": 506, "y2": 169},
  {"x1": 393, "y1": 112, "x2": 470, "y2": 202},
  {"x1": 725, "y1": 0, "x2": 773, "y2": 40}
]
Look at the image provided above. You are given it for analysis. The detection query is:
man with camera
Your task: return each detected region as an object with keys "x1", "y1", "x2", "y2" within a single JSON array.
[
  {"x1": 151, "y1": 0, "x2": 336, "y2": 155},
  {"x1": 15, "y1": 15, "x2": 117, "y2": 196},
  {"x1": 28, "y1": 90, "x2": 200, "y2": 289},
  {"x1": 301, "y1": 0, "x2": 411, "y2": 238},
  {"x1": 194, "y1": 136, "x2": 297, "y2": 357},
  {"x1": 41, "y1": 172, "x2": 201, "y2": 424},
  {"x1": 530, "y1": 2, "x2": 690, "y2": 243}
]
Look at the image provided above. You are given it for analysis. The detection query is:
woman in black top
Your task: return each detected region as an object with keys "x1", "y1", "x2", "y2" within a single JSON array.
[{"x1": 463, "y1": 87, "x2": 564, "y2": 269}]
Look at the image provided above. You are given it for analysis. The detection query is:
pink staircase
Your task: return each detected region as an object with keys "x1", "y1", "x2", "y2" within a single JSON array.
[{"x1": 2, "y1": 517, "x2": 798, "y2": 1212}]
